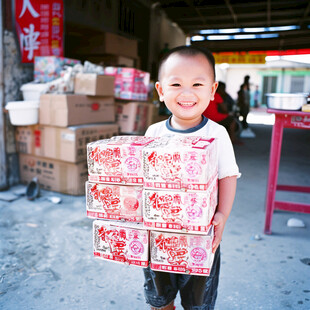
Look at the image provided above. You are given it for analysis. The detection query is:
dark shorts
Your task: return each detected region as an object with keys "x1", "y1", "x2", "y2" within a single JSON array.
[{"x1": 143, "y1": 246, "x2": 220, "y2": 310}]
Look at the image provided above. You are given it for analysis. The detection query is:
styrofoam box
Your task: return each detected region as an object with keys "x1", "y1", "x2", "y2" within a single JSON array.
[
  {"x1": 20, "y1": 82, "x2": 49, "y2": 101},
  {"x1": 86, "y1": 181, "x2": 143, "y2": 222},
  {"x1": 150, "y1": 226, "x2": 215, "y2": 276},
  {"x1": 5, "y1": 101, "x2": 40, "y2": 126},
  {"x1": 93, "y1": 220, "x2": 149, "y2": 267}
]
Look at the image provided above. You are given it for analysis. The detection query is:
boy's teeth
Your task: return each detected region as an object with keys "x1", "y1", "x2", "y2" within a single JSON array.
[{"x1": 179, "y1": 102, "x2": 195, "y2": 106}]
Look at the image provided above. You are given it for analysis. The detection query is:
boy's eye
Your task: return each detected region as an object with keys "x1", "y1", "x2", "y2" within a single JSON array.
[
  {"x1": 193, "y1": 83, "x2": 203, "y2": 87},
  {"x1": 171, "y1": 83, "x2": 181, "y2": 87}
]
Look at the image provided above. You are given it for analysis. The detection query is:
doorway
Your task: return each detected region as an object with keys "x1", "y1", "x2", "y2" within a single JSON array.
[{"x1": 262, "y1": 76, "x2": 277, "y2": 106}]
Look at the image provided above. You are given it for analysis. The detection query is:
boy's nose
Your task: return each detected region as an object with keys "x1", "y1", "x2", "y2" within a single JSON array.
[{"x1": 178, "y1": 91, "x2": 196, "y2": 101}]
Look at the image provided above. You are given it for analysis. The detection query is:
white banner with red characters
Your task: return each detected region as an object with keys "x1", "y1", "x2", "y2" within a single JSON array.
[{"x1": 14, "y1": 0, "x2": 64, "y2": 63}]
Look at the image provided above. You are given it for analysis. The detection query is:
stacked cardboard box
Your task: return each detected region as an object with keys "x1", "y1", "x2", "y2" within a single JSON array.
[
  {"x1": 17, "y1": 66, "x2": 119, "y2": 195},
  {"x1": 72, "y1": 31, "x2": 160, "y2": 134},
  {"x1": 77, "y1": 32, "x2": 138, "y2": 59},
  {"x1": 104, "y1": 67, "x2": 150, "y2": 101},
  {"x1": 75, "y1": 69, "x2": 156, "y2": 135},
  {"x1": 116, "y1": 101, "x2": 159, "y2": 135},
  {"x1": 142, "y1": 136, "x2": 218, "y2": 276},
  {"x1": 71, "y1": 31, "x2": 156, "y2": 135},
  {"x1": 86, "y1": 135, "x2": 218, "y2": 276},
  {"x1": 75, "y1": 32, "x2": 139, "y2": 68},
  {"x1": 87, "y1": 136, "x2": 157, "y2": 267}
]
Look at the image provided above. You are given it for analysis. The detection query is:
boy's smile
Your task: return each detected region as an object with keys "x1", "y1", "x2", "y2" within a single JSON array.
[{"x1": 156, "y1": 53, "x2": 218, "y2": 130}]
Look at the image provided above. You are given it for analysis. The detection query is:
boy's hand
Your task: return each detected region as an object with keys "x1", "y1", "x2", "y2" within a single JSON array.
[{"x1": 211, "y1": 211, "x2": 227, "y2": 253}]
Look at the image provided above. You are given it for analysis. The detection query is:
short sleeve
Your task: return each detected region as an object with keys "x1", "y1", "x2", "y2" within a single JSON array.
[{"x1": 217, "y1": 126, "x2": 241, "y2": 179}]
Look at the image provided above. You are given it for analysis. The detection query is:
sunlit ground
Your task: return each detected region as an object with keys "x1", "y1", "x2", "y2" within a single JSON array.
[{"x1": 247, "y1": 106, "x2": 275, "y2": 125}]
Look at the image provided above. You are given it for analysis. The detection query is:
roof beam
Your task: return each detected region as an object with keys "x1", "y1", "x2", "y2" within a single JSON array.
[
  {"x1": 161, "y1": 0, "x2": 308, "y2": 14},
  {"x1": 176, "y1": 9, "x2": 304, "y2": 23},
  {"x1": 184, "y1": 0, "x2": 207, "y2": 26},
  {"x1": 225, "y1": 0, "x2": 238, "y2": 27},
  {"x1": 267, "y1": 0, "x2": 271, "y2": 27},
  {"x1": 192, "y1": 34, "x2": 310, "y2": 53},
  {"x1": 181, "y1": 16, "x2": 310, "y2": 33},
  {"x1": 300, "y1": 1, "x2": 310, "y2": 27}
]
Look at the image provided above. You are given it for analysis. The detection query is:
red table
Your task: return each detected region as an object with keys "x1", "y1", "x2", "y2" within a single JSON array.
[{"x1": 264, "y1": 109, "x2": 310, "y2": 234}]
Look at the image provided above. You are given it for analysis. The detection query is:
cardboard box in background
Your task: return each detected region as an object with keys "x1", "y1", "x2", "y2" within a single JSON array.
[
  {"x1": 150, "y1": 228, "x2": 215, "y2": 276},
  {"x1": 78, "y1": 32, "x2": 138, "y2": 58},
  {"x1": 39, "y1": 94, "x2": 115, "y2": 127},
  {"x1": 19, "y1": 154, "x2": 87, "y2": 195},
  {"x1": 116, "y1": 101, "x2": 156, "y2": 134},
  {"x1": 93, "y1": 220, "x2": 149, "y2": 267},
  {"x1": 116, "y1": 100, "x2": 161, "y2": 135},
  {"x1": 86, "y1": 55, "x2": 137, "y2": 68},
  {"x1": 105, "y1": 67, "x2": 150, "y2": 101},
  {"x1": 74, "y1": 74, "x2": 115, "y2": 96},
  {"x1": 34, "y1": 56, "x2": 81, "y2": 82},
  {"x1": 16, "y1": 123, "x2": 119, "y2": 163}
]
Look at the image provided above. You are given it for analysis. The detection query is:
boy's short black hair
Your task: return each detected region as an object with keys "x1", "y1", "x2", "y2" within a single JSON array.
[{"x1": 158, "y1": 45, "x2": 216, "y2": 81}]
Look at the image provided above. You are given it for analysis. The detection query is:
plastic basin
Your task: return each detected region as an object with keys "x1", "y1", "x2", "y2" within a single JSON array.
[{"x1": 5, "y1": 101, "x2": 40, "y2": 126}]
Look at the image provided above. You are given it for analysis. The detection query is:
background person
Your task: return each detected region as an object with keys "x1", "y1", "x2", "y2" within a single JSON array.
[
  {"x1": 237, "y1": 82, "x2": 250, "y2": 129},
  {"x1": 203, "y1": 87, "x2": 241, "y2": 145}
]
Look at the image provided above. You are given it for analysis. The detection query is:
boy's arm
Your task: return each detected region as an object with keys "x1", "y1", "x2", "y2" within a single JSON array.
[{"x1": 212, "y1": 176, "x2": 237, "y2": 253}]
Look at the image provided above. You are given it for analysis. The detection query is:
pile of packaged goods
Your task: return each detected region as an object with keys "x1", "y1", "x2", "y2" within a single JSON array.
[
  {"x1": 86, "y1": 135, "x2": 218, "y2": 276},
  {"x1": 16, "y1": 56, "x2": 119, "y2": 195},
  {"x1": 87, "y1": 136, "x2": 155, "y2": 267},
  {"x1": 14, "y1": 53, "x2": 156, "y2": 194}
]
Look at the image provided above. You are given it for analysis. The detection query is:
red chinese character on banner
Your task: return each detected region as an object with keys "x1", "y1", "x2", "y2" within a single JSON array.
[
  {"x1": 15, "y1": 0, "x2": 64, "y2": 63},
  {"x1": 19, "y1": 0, "x2": 40, "y2": 18}
]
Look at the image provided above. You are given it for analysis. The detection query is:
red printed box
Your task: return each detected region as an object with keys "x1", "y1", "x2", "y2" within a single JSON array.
[
  {"x1": 143, "y1": 136, "x2": 218, "y2": 191},
  {"x1": 143, "y1": 175, "x2": 218, "y2": 233},
  {"x1": 87, "y1": 136, "x2": 156, "y2": 185},
  {"x1": 150, "y1": 227, "x2": 214, "y2": 276},
  {"x1": 104, "y1": 67, "x2": 150, "y2": 101},
  {"x1": 86, "y1": 182, "x2": 143, "y2": 222},
  {"x1": 93, "y1": 220, "x2": 149, "y2": 268}
]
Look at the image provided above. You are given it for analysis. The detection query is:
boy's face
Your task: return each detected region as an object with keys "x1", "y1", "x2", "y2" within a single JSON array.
[{"x1": 156, "y1": 53, "x2": 218, "y2": 129}]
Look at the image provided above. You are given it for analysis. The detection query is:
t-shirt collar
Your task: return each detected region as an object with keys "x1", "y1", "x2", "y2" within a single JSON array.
[{"x1": 165, "y1": 115, "x2": 208, "y2": 133}]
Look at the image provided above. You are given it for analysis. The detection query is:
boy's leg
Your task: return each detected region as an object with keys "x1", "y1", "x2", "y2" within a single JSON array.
[
  {"x1": 143, "y1": 267, "x2": 178, "y2": 309},
  {"x1": 150, "y1": 300, "x2": 175, "y2": 310},
  {"x1": 179, "y1": 246, "x2": 221, "y2": 310}
]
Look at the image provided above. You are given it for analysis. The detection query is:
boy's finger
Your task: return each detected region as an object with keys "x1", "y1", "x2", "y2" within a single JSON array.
[
  {"x1": 212, "y1": 237, "x2": 219, "y2": 252},
  {"x1": 212, "y1": 241, "x2": 218, "y2": 253}
]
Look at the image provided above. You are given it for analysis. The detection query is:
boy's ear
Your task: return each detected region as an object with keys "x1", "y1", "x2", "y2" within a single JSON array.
[
  {"x1": 155, "y1": 81, "x2": 164, "y2": 102},
  {"x1": 210, "y1": 82, "x2": 219, "y2": 101}
]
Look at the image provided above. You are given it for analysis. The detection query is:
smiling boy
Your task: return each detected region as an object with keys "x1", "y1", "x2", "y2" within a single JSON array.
[{"x1": 143, "y1": 46, "x2": 240, "y2": 310}]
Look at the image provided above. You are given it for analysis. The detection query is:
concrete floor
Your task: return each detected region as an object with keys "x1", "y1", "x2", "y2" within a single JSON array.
[{"x1": 0, "y1": 112, "x2": 310, "y2": 310}]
